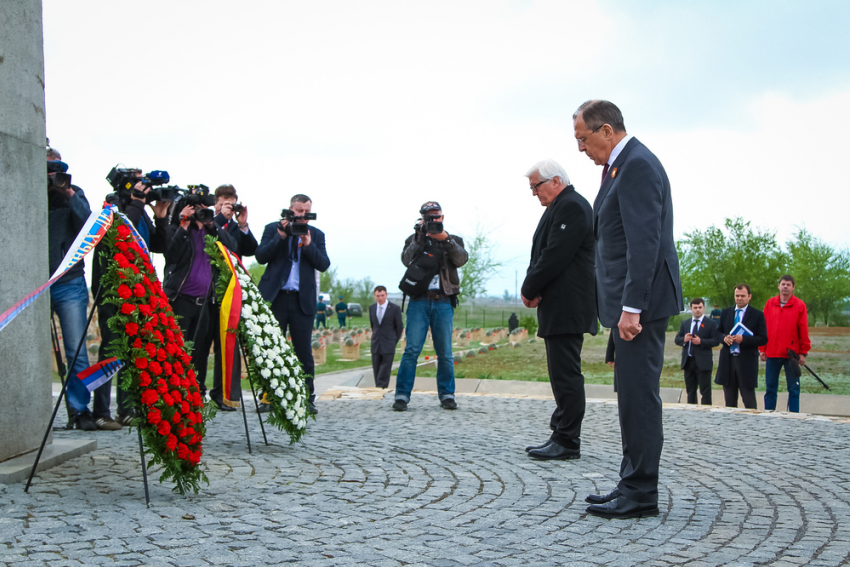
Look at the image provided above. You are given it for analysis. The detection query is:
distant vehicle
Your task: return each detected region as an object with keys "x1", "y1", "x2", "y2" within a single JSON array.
[{"x1": 347, "y1": 303, "x2": 363, "y2": 317}]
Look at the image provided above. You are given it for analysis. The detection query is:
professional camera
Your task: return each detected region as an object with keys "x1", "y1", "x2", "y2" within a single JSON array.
[
  {"x1": 47, "y1": 160, "x2": 72, "y2": 192},
  {"x1": 191, "y1": 207, "x2": 214, "y2": 224},
  {"x1": 184, "y1": 184, "x2": 215, "y2": 207},
  {"x1": 231, "y1": 203, "x2": 245, "y2": 214},
  {"x1": 280, "y1": 208, "x2": 316, "y2": 236},
  {"x1": 414, "y1": 214, "x2": 443, "y2": 235},
  {"x1": 106, "y1": 166, "x2": 171, "y2": 203}
]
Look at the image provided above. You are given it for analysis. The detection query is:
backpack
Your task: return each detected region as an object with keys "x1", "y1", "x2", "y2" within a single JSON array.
[{"x1": 398, "y1": 238, "x2": 444, "y2": 307}]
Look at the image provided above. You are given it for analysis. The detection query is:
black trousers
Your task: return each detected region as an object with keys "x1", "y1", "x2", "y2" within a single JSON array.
[
  {"x1": 172, "y1": 294, "x2": 211, "y2": 395},
  {"x1": 206, "y1": 303, "x2": 243, "y2": 403},
  {"x1": 371, "y1": 350, "x2": 394, "y2": 388},
  {"x1": 612, "y1": 317, "x2": 668, "y2": 505},
  {"x1": 723, "y1": 355, "x2": 757, "y2": 409},
  {"x1": 544, "y1": 333, "x2": 585, "y2": 451},
  {"x1": 270, "y1": 292, "x2": 315, "y2": 401},
  {"x1": 683, "y1": 357, "x2": 712, "y2": 405},
  {"x1": 93, "y1": 301, "x2": 126, "y2": 418}
]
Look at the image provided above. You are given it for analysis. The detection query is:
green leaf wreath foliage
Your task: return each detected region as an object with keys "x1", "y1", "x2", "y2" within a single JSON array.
[
  {"x1": 204, "y1": 236, "x2": 312, "y2": 443},
  {"x1": 100, "y1": 217, "x2": 212, "y2": 495}
]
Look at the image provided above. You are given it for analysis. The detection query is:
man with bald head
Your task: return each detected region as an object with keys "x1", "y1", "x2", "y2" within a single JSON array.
[{"x1": 574, "y1": 100, "x2": 682, "y2": 519}]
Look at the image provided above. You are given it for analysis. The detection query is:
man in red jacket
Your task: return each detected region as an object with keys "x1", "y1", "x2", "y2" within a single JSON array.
[{"x1": 760, "y1": 275, "x2": 811, "y2": 412}]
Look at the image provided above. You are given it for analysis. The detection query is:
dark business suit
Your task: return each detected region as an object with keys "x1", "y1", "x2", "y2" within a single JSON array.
[
  {"x1": 714, "y1": 305, "x2": 767, "y2": 408},
  {"x1": 369, "y1": 301, "x2": 403, "y2": 388},
  {"x1": 674, "y1": 316, "x2": 721, "y2": 404},
  {"x1": 521, "y1": 185, "x2": 597, "y2": 451},
  {"x1": 594, "y1": 137, "x2": 683, "y2": 505},
  {"x1": 256, "y1": 222, "x2": 330, "y2": 400}
]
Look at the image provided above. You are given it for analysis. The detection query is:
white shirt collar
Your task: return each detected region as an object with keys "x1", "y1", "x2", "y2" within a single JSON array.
[{"x1": 607, "y1": 134, "x2": 633, "y2": 166}]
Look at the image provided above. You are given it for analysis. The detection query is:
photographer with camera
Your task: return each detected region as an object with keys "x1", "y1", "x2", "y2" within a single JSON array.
[
  {"x1": 92, "y1": 167, "x2": 173, "y2": 427},
  {"x1": 162, "y1": 187, "x2": 238, "y2": 398},
  {"x1": 46, "y1": 148, "x2": 102, "y2": 430},
  {"x1": 256, "y1": 194, "x2": 330, "y2": 415},
  {"x1": 393, "y1": 201, "x2": 468, "y2": 412},
  {"x1": 198, "y1": 184, "x2": 259, "y2": 411}
]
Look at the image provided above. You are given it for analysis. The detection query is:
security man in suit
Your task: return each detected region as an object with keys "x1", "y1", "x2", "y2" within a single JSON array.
[
  {"x1": 368, "y1": 286, "x2": 403, "y2": 389},
  {"x1": 256, "y1": 194, "x2": 330, "y2": 414},
  {"x1": 520, "y1": 159, "x2": 597, "y2": 461},
  {"x1": 574, "y1": 100, "x2": 683, "y2": 519},
  {"x1": 714, "y1": 283, "x2": 768, "y2": 409},
  {"x1": 674, "y1": 297, "x2": 721, "y2": 405}
]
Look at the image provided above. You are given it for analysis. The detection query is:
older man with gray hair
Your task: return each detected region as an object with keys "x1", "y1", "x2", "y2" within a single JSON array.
[{"x1": 521, "y1": 159, "x2": 597, "y2": 460}]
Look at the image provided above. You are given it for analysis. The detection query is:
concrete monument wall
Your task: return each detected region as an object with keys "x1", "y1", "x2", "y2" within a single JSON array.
[{"x1": 0, "y1": 0, "x2": 54, "y2": 461}]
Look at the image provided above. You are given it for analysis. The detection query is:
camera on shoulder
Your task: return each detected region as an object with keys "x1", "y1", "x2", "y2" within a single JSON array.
[
  {"x1": 280, "y1": 208, "x2": 316, "y2": 236},
  {"x1": 106, "y1": 166, "x2": 171, "y2": 203}
]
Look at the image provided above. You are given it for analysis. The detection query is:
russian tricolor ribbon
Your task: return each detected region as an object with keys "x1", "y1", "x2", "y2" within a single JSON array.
[
  {"x1": 216, "y1": 241, "x2": 243, "y2": 408},
  {"x1": 78, "y1": 357, "x2": 124, "y2": 392},
  {"x1": 0, "y1": 205, "x2": 114, "y2": 334}
]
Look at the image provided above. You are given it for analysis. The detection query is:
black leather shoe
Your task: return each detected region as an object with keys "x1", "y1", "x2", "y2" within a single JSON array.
[
  {"x1": 528, "y1": 440, "x2": 580, "y2": 460},
  {"x1": 586, "y1": 489, "x2": 620, "y2": 504},
  {"x1": 586, "y1": 494, "x2": 659, "y2": 519},
  {"x1": 440, "y1": 398, "x2": 457, "y2": 410},
  {"x1": 392, "y1": 399, "x2": 408, "y2": 411},
  {"x1": 257, "y1": 402, "x2": 271, "y2": 413},
  {"x1": 525, "y1": 439, "x2": 554, "y2": 453},
  {"x1": 307, "y1": 401, "x2": 318, "y2": 415},
  {"x1": 211, "y1": 398, "x2": 237, "y2": 412}
]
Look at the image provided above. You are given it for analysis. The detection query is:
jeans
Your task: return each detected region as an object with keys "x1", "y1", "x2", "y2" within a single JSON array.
[
  {"x1": 395, "y1": 298, "x2": 455, "y2": 403},
  {"x1": 50, "y1": 277, "x2": 92, "y2": 416},
  {"x1": 764, "y1": 357, "x2": 800, "y2": 412}
]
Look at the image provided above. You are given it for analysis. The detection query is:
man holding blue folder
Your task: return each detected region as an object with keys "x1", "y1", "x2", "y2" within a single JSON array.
[{"x1": 714, "y1": 284, "x2": 768, "y2": 408}]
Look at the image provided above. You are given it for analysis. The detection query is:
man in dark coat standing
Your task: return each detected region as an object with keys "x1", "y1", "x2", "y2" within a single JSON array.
[
  {"x1": 256, "y1": 194, "x2": 330, "y2": 413},
  {"x1": 369, "y1": 286, "x2": 403, "y2": 388},
  {"x1": 714, "y1": 284, "x2": 768, "y2": 409},
  {"x1": 521, "y1": 159, "x2": 597, "y2": 461},
  {"x1": 574, "y1": 100, "x2": 683, "y2": 519},
  {"x1": 674, "y1": 297, "x2": 721, "y2": 405}
]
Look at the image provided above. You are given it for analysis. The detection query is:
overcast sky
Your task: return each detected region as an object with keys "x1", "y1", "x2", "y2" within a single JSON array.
[{"x1": 42, "y1": 0, "x2": 850, "y2": 297}]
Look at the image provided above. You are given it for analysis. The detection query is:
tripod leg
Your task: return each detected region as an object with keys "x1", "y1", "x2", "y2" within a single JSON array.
[
  {"x1": 25, "y1": 285, "x2": 102, "y2": 493},
  {"x1": 240, "y1": 391, "x2": 252, "y2": 454},
  {"x1": 137, "y1": 426, "x2": 150, "y2": 507},
  {"x1": 241, "y1": 344, "x2": 268, "y2": 445}
]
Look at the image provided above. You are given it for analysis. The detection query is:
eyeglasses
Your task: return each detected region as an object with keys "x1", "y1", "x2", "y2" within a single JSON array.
[
  {"x1": 576, "y1": 124, "x2": 606, "y2": 146},
  {"x1": 530, "y1": 178, "x2": 550, "y2": 191}
]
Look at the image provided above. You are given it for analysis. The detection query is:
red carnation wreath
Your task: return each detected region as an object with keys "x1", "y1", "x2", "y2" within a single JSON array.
[{"x1": 99, "y1": 217, "x2": 212, "y2": 494}]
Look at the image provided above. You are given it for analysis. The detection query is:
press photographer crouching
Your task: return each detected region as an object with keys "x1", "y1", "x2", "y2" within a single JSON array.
[
  {"x1": 162, "y1": 187, "x2": 238, "y2": 398},
  {"x1": 47, "y1": 148, "x2": 99, "y2": 430},
  {"x1": 393, "y1": 201, "x2": 468, "y2": 412},
  {"x1": 90, "y1": 166, "x2": 173, "y2": 428},
  {"x1": 256, "y1": 194, "x2": 330, "y2": 414}
]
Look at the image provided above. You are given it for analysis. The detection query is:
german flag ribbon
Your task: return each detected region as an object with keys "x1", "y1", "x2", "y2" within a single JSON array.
[{"x1": 216, "y1": 241, "x2": 243, "y2": 408}]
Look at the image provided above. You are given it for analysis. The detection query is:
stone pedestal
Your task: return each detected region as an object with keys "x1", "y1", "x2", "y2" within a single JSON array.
[
  {"x1": 312, "y1": 346, "x2": 327, "y2": 365},
  {"x1": 0, "y1": 0, "x2": 55, "y2": 464}
]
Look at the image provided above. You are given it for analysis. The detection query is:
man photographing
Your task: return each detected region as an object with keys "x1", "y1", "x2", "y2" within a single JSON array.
[
  {"x1": 393, "y1": 202, "x2": 468, "y2": 412},
  {"x1": 256, "y1": 194, "x2": 330, "y2": 414}
]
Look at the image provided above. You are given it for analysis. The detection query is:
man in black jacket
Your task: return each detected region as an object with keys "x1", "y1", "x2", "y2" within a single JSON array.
[
  {"x1": 369, "y1": 286, "x2": 403, "y2": 388},
  {"x1": 521, "y1": 159, "x2": 597, "y2": 460},
  {"x1": 162, "y1": 197, "x2": 238, "y2": 397},
  {"x1": 674, "y1": 297, "x2": 721, "y2": 405}
]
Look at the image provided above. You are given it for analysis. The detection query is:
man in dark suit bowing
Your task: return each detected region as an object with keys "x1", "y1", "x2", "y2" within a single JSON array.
[
  {"x1": 369, "y1": 286, "x2": 403, "y2": 389},
  {"x1": 714, "y1": 284, "x2": 768, "y2": 409},
  {"x1": 256, "y1": 194, "x2": 331, "y2": 414},
  {"x1": 674, "y1": 297, "x2": 721, "y2": 405},
  {"x1": 521, "y1": 159, "x2": 597, "y2": 461},
  {"x1": 574, "y1": 100, "x2": 683, "y2": 519}
]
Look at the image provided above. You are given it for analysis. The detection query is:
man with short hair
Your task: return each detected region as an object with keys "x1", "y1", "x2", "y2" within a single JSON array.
[
  {"x1": 335, "y1": 296, "x2": 348, "y2": 328},
  {"x1": 714, "y1": 284, "x2": 768, "y2": 409},
  {"x1": 674, "y1": 298, "x2": 721, "y2": 405},
  {"x1": 521, "y1": 159, "x2": 597, "y2": 461},
  {"x1": 256, "y1": 194, "x2": 330, "y2": 414},
  {"x1": 574, "y1": 100, "x2": 683, "y2": 519},
  {"x1": 393, "y1": 201, "x2": 468, "y2": 411},
  {"x1": 760, "y1": 275, "x2": 811, "y2": 413},
  {"x1": 369, "y1": 286, "x2": 403, "y2": 389}
]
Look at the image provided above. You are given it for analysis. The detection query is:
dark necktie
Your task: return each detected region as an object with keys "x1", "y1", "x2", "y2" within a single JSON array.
[
  {"x1": 601, "y1": 163, "x2": 610, "y2": 187},
  {"x1": 688, "y1": 319, "x2": 697, "y2": 356}
]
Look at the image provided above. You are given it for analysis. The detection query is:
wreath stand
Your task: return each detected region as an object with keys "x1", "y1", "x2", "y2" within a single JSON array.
[{"x1": 236, "y1": 343, "x2": 269, "y2": 453}]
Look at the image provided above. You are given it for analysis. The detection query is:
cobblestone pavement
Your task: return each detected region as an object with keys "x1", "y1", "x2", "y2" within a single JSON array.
[{"x1": 2, "y1": 392, "x2": 850, "y2": 566}]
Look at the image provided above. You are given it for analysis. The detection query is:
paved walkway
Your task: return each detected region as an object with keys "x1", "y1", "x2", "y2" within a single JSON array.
[{"x1": 2, "y1": 384, "x2": 850, "y2": 566}]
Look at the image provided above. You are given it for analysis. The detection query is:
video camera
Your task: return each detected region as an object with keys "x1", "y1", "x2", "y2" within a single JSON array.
[
  {"x1": 47, "y1": 160, "x2": 72, "y2": 192},
  {"x1": 280, "y1": 208, "x2": 316, "y2": 236},
  {"x1": 106, "y1": 166, "x2": 171, "y2": 203},
  {"x1": 183, "y1": 185, "x2": 215, "y2": 207},
  {"x1": 414, "y1": 214, "x2": 443, "y2": 235}
]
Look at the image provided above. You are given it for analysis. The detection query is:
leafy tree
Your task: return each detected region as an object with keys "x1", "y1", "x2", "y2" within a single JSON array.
[
  {"x1": 246, "y1": 261, "x2": 266, "y2": 282},
  {"x1": 354, "y1": 276, "x2": 376, "y2": 306},
  {"x1": 502, "y1": 289, "x2": 514, "y2": 303},
  {"x1": 320, "y1": 267, "x2": 337, "y2": 295},
  {"x1": 787, "y1": 228, "x2": 850, "y2": 326},
  {"x1": 677, "y1": 217, "x2": 786, "y2": 308},
  {"x1": 458, "y1": 225, "x2": 502, "y2": 309},
  {"x1": 331, "y1": 277, "x2": 357, "y2": 306}
]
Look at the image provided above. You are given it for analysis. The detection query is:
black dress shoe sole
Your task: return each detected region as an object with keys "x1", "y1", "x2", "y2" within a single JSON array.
[
  {"x1": 585, "y1": 506, "x2": 659, "y2": 519},
  {"x1": 528, "y1": 452, "x2": 580, "y2": 461}
]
